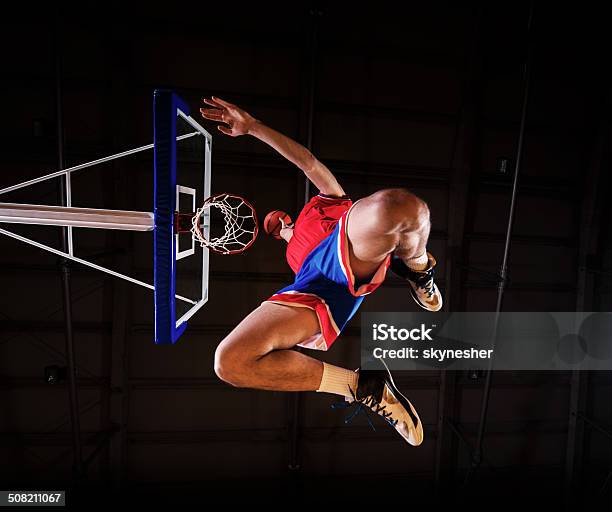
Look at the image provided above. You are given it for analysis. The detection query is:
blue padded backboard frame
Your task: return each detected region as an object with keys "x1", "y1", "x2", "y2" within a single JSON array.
[
  {"x1": 154, "y1": 89, "x2": 212, "y2": 345},
  {"x1": 154, "y1": 89, "x2": 187, "y2": 344}
]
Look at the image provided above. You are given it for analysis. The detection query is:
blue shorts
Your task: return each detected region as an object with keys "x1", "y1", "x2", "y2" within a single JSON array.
[{"x1": 266, "y1": 203, "x2": 389, "y2": 351}]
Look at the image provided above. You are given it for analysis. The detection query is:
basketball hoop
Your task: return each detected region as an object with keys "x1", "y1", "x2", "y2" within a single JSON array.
[{"x1": 191, "y1": 193, "x2": 258, "y2": 254}]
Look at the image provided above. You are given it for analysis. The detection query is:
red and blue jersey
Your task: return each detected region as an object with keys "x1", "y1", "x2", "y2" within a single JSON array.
[{"x1": 265, "y1": 194, "x2": 390, "y2": 351}]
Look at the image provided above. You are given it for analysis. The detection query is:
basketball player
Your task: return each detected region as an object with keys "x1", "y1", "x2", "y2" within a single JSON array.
[{"x1": 200, "y1": 96, "x2": 442, "y2": 446}]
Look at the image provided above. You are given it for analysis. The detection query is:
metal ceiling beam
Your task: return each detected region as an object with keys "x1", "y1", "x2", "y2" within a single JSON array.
[
  {"x1": 0, "y1": 416, "x2": 571, "y2": 447},
  {"x1": 4, "y1": 74, "x2": 590, "y2": 139},
  {"x1": 6, "y1": 370, "x2": 600, "y2": 391},
  {"x1": 0, "y1": 140, "x2": 582, "y2": 199}
]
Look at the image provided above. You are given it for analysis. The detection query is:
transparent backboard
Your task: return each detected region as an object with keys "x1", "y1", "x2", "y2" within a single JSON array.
[{"x1": 154, "y1": 90, "x2": 211, "y2": 344}]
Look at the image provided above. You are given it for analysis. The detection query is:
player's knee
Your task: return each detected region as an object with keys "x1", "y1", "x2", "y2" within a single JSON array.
[{"x1": 214, "y1": 342, "x2": 248, "y2": 387}]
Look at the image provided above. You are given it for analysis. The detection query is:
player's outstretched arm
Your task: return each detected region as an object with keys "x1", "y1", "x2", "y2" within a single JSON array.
[{"x1": 200, "y1": 96, "x2": 345, "y2": 197}]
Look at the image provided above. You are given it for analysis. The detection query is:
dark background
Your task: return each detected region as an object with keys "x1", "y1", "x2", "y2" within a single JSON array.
[{"x1": 1, "y1": 2, "x2": 611, "y2": 507}]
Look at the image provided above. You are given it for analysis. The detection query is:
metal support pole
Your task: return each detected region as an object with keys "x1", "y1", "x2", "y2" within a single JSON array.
[
  {"x1": 303, "y1": 7, "x2": 321, "y2": 203},
  {"x1": 576, "y1": 412, "x2": 612, "y2": 442},
  {"x1": 464, "y1": 2, "x2": 535, "y2": 485},
  {"x1": 288, "y1": 6, "x2": 322, "y2": 475},
  {"x1": 0, "y1": 132, "x2": 199, "y2": 197},
  {"x1": 55, "y1": 16, "x2": 83, "y2": 480},
  {"x1": 83, "y1": 428, "x2": 118, "y2": 470},
  {"x1": 564, "y1": 91, "x2": 609, "y2": 506}
]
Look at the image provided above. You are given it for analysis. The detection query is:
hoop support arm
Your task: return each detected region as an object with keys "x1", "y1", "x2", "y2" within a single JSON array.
[{"x1": 0, "y1": 202, "x2": 154, "y2": 231}]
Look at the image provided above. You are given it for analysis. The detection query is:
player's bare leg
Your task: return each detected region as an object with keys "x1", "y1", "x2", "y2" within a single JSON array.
[{"x1": 214, "y1": 302, "x2": 325, "y2": 391}]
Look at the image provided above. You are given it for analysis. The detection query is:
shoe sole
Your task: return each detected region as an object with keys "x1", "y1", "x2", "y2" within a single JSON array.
[{"x1": 378, "y1": 358, "x2": 424, "y2": 446}]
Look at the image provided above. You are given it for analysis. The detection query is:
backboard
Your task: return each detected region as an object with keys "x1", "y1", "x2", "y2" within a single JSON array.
[
  {"x1": 153, "y1": 90, "x2": 212, "y2": 344},
  {"x1": 0, "y1": 89, "x2": 213, "y2": 346}
]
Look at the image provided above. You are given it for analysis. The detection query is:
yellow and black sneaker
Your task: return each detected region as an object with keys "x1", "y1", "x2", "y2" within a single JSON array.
[
  {"x1": 335, "y1": 363, "x2": 424, "y2": 446},
  {"x1": 390, "y1": 252, "x2": 442, "y2": 312}
]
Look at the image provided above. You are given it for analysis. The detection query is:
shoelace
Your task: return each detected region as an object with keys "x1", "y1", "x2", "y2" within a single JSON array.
[
  {"x1": 331, "y1": 387, "x2": 398, "y2": 430},
  {"x1": 331, "y1": 400, "x2": 377, "y2": 431},
  {"x1": 415, "y1": 267, "x2": 436, "y2": 298}
]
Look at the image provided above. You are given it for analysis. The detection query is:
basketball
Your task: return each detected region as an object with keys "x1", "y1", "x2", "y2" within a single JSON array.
[{"x1": 263, "y1": 210, "x2": 292, "y2": 239}]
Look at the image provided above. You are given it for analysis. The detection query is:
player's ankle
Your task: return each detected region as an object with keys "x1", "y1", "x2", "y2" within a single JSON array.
[
  {"x1": 316, "y1": 362, "x2": 358, "y2": 399},
  {"x1": 406, "y1": 252, "x2": 429, "y2": 271}
]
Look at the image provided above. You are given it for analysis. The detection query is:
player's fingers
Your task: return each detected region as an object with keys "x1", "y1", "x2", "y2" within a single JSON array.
[
  {"x1": 204, "y1": 114, "x2": 224, "y2": 122},
  {"x1": 201, "y1": 114, "x2": 223, "y2": 122},
  {"x1": 200, "y1": 110, "x2": 223, "y2": 121},
  {"x1": 199, "y1": 108, "x2": 223, "y2": 120},
  {"x1": 212, "y1": 96, "x2": 235, "y2": 109},
  {"x1": 203, "y1": 97, "x2": 224, "y2": 108},
  {"x1": 200, "y1": 107, "x2": 222, "y2": 114},
  {"x1": 217, "y1": 125, "x2": 233, "y2": 136}
]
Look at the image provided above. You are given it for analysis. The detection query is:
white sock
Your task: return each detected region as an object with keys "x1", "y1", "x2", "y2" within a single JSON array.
[
  {"x1": 406, "y1": 252, "x2": 429, "y2": 271},
  {"x1": 316, "y1": 362, "x2": 358, "y2": 399}
]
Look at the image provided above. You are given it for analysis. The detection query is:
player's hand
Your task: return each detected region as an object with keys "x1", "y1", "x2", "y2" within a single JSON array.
[
  {"x1": 279, "y1": 218, "x2": 294, "y2": 242},
  {"x1": 200, "y1": 96, "x2": 257, "y2": 137}
]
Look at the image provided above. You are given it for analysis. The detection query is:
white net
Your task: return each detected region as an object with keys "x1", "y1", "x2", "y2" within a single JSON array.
[{"x1": 191, "y1": 193, "x2": 258, "y2": 254}]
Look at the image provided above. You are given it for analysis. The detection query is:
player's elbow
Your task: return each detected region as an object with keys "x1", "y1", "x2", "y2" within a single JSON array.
[{"x1": 302, "y1": 151, "x2": 318, "y2": 176}]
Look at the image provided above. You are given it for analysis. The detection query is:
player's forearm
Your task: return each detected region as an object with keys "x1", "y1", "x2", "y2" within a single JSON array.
[
  {"x1": 247, "y1": 119, "x2": 345, "y2": 196},
  {"x1": 248, "y1": 120, "x2": 318, "y2": 177}
]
